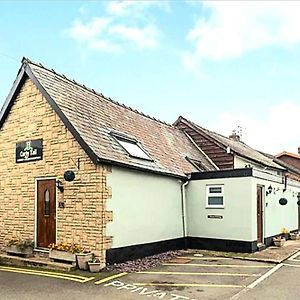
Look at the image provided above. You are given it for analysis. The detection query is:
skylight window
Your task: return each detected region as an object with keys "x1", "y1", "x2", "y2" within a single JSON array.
[
  {"x1": 113, "y1": 135, "x2": 152, "y2": 161},
  {"x1": 186, "y1": 156, "x2": 205, "y2": 171}
]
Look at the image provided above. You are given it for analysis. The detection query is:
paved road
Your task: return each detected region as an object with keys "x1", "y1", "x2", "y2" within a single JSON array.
[
  {"x1": 234, "y1": 251, "x2": 300, "y2": 299},
  {"x1": 1, "y1": 252, "x2": 300, "y2": 299}
]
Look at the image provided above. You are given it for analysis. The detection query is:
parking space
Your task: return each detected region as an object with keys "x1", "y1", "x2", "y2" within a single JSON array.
[
  {"x1": 0, "y1": 253, "x2": 282, "y2": 299},
  {"x1": 99, "y1": 254, "x2": 276, "y2": 300}
]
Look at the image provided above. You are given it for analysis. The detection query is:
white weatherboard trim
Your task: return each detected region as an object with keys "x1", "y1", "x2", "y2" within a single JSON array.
[
  {"x1": 252, "y1": 169, "x2": 283, "y2": 184},
  {"x1": 34, "y1": 177, "x2": 57, "y2": 249},
  {"x1": 247, "y1": 263, "x2": 283, "y2": 289}
]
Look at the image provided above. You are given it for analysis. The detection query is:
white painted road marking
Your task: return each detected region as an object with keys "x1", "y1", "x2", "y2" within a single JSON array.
[
  {"x1": 104, "y1": 280, "x2": 198, "y2": 299},
  {"x1": 163, "y1": 263, "x2": 273, "y2": 268},
  {"x1": 247, "y1": 263, "x2": 283, "y2": 289},
  {"x1": 94, "y1": 272, "x2": 128, "y2": 285},
  {"x1": 138, "y1": 271, "x2": 260, "y2": 277}
]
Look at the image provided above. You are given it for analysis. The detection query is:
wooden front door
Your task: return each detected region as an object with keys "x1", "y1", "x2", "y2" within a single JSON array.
[
  {"x1": 257, "y1": 186, "x2": 263, "y2": 244},
  {"x1": 37, "y1": 179, "x2": 56, "y2": 248}
]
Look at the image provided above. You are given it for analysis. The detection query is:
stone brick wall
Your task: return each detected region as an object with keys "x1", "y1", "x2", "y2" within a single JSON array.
[{"x1": 0, "y1": 78, "x2": 112, "y2": 263}]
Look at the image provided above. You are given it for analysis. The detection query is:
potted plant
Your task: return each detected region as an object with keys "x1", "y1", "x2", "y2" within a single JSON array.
[
  {"x1": 48, "y1": 243, "x2": 82, "y2": 266},
  {"x1": 6, "y1": 239, "x2": 34, "y2": 257},
  {"x1": 290, "y1": 231, "x2": 300, "y2": 240},
  {"x1": 273, "y1": 236, "x2": 286, "y2": 247},
  {"x1": 88, "y1": 257, "x2": 103, "y2": 273},
  {"x1": 76, "y1": 251, "x2": 93, "y2": 270},
  {"x1": 281, "y1": 227, "x2": 290, "y2": 240}
]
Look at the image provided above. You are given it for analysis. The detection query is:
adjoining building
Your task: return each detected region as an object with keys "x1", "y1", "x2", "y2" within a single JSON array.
[{"x1": 0, "y1": 58, "x2": 299, "y2": 264}]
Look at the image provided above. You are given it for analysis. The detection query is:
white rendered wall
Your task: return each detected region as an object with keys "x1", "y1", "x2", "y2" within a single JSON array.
[
  {"x1": 186, "y1": 177, "x2": 255, "y2": 241},
  {"x1": 106, "y1": 167, "x2": 184, "y2": 248},
  {"x1": 252, "y1": 176, "x2": 300, "y2": 239}
]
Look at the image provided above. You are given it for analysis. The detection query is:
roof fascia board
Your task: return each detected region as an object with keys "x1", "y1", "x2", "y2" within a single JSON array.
[
  {"x1": 191, "y1": 168, "x2": 253, "y2": 180},
  {"x1": 97, "y1": 156, "x2": 187, "y2": 180},
  {"x1": 0, "y1": 66, "x2": 26, "y2": 128},
  {"x1": 24, "y1": 64, "x2": 99, "y2": 164}
]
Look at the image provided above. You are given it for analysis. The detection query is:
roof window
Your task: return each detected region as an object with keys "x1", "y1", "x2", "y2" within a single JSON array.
[
  {"x1": 186, "y1": 156, "x2": 206, "y2": 171},
  {"x1": 111, "y1": 131, "x2": 152, "y2": 161}
]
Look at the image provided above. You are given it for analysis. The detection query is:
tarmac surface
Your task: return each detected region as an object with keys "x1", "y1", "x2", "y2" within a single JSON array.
[{"x1": 2, "y1": 243, "x2": 300, "y2": 300}]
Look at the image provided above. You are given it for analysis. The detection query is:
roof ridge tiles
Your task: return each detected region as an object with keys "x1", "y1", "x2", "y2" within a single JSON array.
[{"x1": 22, "y1": 57, "x2": 172, "y2": 128}]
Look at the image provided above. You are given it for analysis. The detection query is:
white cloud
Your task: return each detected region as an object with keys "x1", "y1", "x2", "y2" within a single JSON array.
[
  {"x1": 184, "y1": 1, "x2": 300, "y2": 70},
  {"x1": 212, "y1": 101, "x2": 300, "y2": 154},
  {"x1": 109, "y1": 24, "x2": 158, "y2": 49},
  {"x1": 106, "y1": 0, "x2": 170, "y2": 16},
  {"x1": 66, "y1": 2, "x2": 162, "y2": 53}
]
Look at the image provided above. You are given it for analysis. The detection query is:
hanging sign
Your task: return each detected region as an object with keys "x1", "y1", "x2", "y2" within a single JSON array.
[{"x1": 16, "y1": 139, "x2": 43, "y2": 163}]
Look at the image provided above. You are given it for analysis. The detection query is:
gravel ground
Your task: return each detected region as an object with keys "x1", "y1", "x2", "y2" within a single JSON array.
[{"x1": 105, "y1": 250, "x2": 181, "y2": 273}]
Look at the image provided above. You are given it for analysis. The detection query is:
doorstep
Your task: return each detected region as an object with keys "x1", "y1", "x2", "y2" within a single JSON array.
[{"x1": 0, "y1": 252, "x2": 75, "y2": 272}]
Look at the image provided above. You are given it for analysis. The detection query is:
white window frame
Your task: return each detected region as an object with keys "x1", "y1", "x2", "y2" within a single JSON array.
[
  {"x1": 206, "y1": 185, "x2": 224, "y2": 208},
  {"x1": 110, "y1": 131, "x2": 153, "y2": 161}
]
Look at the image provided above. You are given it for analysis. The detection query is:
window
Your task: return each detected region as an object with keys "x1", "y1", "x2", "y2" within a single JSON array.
[
  {"x1": 113, "y1": 134, "x2": 152, "y2": 161},
  {"x1": 206, "y1": 185, "x2": 224, "y2": 208},
  {"x1": 44, "y1": 189, "x2": 50, "y2": 216},
  {"x1": 186, "y1": 156, "x2": 206, "y2": 171}
]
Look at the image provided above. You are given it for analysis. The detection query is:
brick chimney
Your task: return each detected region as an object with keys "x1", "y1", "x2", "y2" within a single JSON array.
[
  {"x1": 298, "y1": 147, "x2": 300, "y2": 154},
  {"x1": 229, "y1": 130, "x2": 240, "y2": 142}
]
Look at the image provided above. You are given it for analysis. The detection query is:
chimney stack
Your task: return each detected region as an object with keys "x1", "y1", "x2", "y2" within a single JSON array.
[
  {"x1": 229, "y1": 130, "x2": 240, "y2": 142},
  {"x1": 298, "y1": 147, "x2": 300, "y2": 154}
]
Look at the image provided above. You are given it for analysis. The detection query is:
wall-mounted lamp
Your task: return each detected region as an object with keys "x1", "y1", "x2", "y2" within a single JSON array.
[
  {"x1": 266, "y1": 185, "x2": 273, "y2": 196},
  {"x1": 56, "y1": 180, "x2": 64, "y2": 193},
  {"x1": 297, "y1": 192, "x2": 300, "y2": 206}
]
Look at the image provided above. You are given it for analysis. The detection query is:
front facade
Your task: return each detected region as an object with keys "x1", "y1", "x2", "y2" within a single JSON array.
[
  {"x1": 1, "y1": 58, "x2": 300, "y2": 264},
  {"x1": 0, "y1": 77, "x2": 112, "y2": 263}
]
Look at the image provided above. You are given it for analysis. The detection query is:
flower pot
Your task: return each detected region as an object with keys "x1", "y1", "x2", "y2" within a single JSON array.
[
  {"x1": 6, "y1": 245, "x2": 33, "y2": 258},
  {"x1": 76, "y1": 253, "x2": 93, "y2": 270},
  {"x1": 273, "y1": 237, "x2": 285, "y2": 247},
  {"x1": 290, "y1": 233, "x2": 300, "y2": 240},
  {"x1": 88, "y1": 262, "x2": 103, "y2": 273},
  {"x1": 49, "y1": 249, "x2": 76, "y2": 266},
  {"x1": 282, "y1": 233, "x2": 290, "y2": 240}
]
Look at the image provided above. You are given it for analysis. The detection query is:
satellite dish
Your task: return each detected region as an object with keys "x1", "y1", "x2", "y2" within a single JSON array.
[{"x1": 64, "y1": 170, "x2": 75, "y2": 182}]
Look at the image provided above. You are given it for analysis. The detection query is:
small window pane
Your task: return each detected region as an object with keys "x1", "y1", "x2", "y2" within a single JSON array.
[
  {"x1": 208, "y1": 196, "x2": 224, "y2": 206},
  {"x1": 209, "y1": 187, "x2": 222, "y2": 193},
  {"x1": 44, "y1": 189, "x2": 50, "y2": 216},
  {"x1": 117, "y1": 139, "x2": 151, "y2": 160}
]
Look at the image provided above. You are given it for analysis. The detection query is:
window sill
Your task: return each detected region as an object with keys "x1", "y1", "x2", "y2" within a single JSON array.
[{"x1": 205, "y1": 206, "x2": 225, "y2": 209}]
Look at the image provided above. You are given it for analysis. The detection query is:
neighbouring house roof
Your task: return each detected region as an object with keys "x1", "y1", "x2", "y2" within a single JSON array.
[
  {"x1": 262, "y1": 152, "x2": 300, "y2": 177},
  {"x1": 0, "y1": 58, "x2": 216, "y2": 178},
  {"x1": 276, "y1": 151, "x2": 300, "y2": 160},
  {"x1": 174, "y1": 116, "x2": 285, "y2": 171}
]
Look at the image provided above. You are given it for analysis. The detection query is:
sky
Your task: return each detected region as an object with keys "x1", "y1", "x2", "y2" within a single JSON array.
[{"x1": 0, "y1": 0, "x2": 300, "y2": 155}]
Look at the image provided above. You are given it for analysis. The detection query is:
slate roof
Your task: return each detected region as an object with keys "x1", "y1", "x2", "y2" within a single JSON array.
[
  {"x1": 0, "y1": 58, "x2": 216, "y2": 178},
  {"x1": 175, "y1": 116, "x2": 285, "y2": 170}
]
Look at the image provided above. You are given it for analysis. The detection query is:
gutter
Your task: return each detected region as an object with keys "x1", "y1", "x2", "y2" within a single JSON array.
[{"x1": 181, "y1": 176, "x2": 190, "y2": 249}]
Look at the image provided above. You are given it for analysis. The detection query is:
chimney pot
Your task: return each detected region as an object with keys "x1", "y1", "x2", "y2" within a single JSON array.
[{"x1": 229, "y1": 131, "x2": 240, "y2": 142}]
